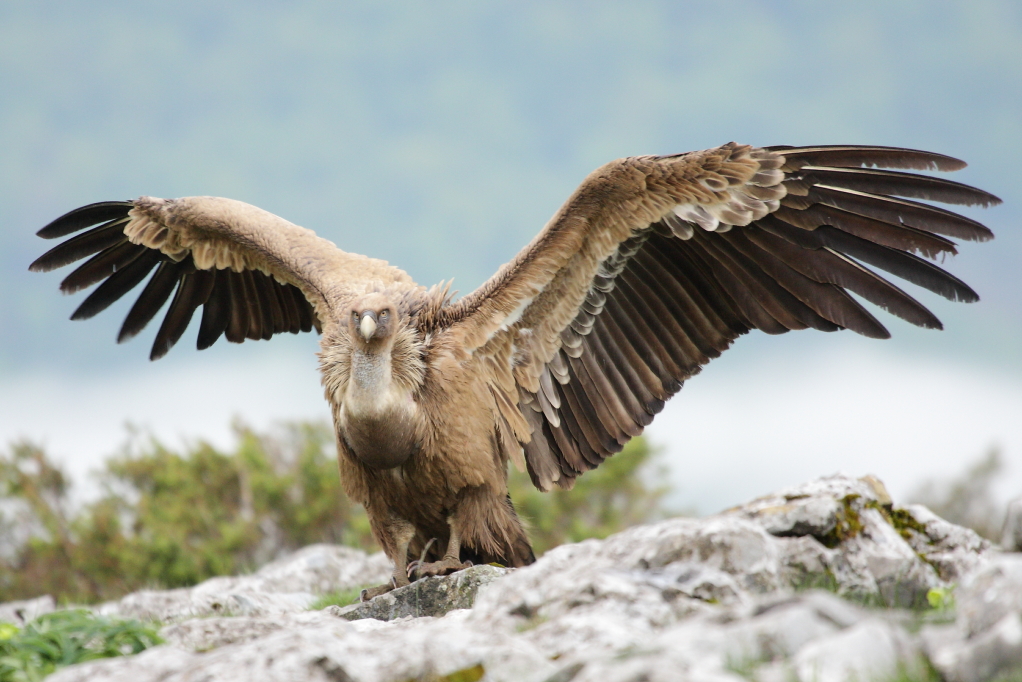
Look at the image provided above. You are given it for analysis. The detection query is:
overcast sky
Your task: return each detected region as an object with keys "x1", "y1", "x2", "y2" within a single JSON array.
[{"x1": 1, "y1": 2, "x2": 1019, "y2": 514}]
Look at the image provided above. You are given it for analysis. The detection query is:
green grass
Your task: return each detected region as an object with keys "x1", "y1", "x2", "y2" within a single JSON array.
[
  {"x1": 0, "y1": 610, "x2": 162, "y2": 681},
  {"x1": 308, "y1": 587, "x2": 369, "y2": 610}
]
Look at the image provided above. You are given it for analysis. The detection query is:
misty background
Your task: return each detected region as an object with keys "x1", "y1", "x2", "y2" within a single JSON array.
[{"x1": 1, "y1": 2, "x2": 1019, "y2": 515}]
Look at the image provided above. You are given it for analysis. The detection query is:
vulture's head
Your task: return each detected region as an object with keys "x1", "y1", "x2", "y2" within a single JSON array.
[{"x1": 349, "y1": 293, "x2": 398, "y2": 349}]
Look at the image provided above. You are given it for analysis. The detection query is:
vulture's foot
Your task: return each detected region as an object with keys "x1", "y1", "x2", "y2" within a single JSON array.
[
  {"x1": 359, "y1": 574, "x2": 410, "y2": 602},
  {"x1": 407, "y1": 557, "x2": 474, "y2": 580}
]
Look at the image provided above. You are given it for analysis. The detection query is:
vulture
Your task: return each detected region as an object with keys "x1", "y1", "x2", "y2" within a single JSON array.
[{"x1": 30, "y1": 143, "x2": 999, "y2": 600}]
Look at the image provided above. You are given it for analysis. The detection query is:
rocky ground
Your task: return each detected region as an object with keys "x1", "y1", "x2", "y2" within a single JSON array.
[{"x1": 4, "y1": 474, "x2": 1021, "y2": 682}]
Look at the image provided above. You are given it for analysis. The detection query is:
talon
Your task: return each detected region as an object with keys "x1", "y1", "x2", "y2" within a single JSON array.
[
  {"x1": 360, "y1": 582, "x2": 398, "y2": 602},
  {"x1": 407, "y1": 558, "x2": 474, "y2": 578},
  {"x1": 406, "y1": 538, "x2": 438, "y2": 582}
]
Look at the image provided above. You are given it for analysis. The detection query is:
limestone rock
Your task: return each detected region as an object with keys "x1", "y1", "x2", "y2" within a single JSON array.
[
  {"x1": 924, "y1": 613, "x2": 1022, "y2": 682},
  {"x1": 901, "y1": 503, "x2": 990, "y2": 582},
  {"x1": 160, "y1": 610, "x2": 344, "y2": 652},
  {"x1": 733, "y1": 474, "x2": 987, "y2": 606},
  {"x1": 47, "y1": 645, "x2": 197, "y2": 682},
  {"x1": 956, "y1": 554, "x2": 1022, "y2": 637},
  {"x1": 919, "y1": 555, "x2": 1022, "y2": 682},
  {"x1": 21, "y1": 474, "x2": 1022, "y2": 682},
  {"x1": 334, "y1": 564, "x2": 512, "y2": 621},
  {"x1": 0, "y1": 594, "x2": 55, "y2": 624},
  {"x1": 94, "y1": 544, "x2": 390, "y2": 623},
  {"x1": 50, "y1": 610, "x2": 555, "y2": 682},
  {"x1": 792, "y1": 619, "x2": 924, "y2": 682}
]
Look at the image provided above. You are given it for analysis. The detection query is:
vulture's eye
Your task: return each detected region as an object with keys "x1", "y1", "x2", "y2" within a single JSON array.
[
  {"x1": 380, "y1": 310, "x2": 389, "y2": 320},
  {"x1": 352, "y1": 312, "x2": 359, "y2": 321}
]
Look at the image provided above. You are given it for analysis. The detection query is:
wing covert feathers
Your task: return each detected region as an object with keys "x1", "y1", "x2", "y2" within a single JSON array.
[
  {"x1": 32, "y1": 196, "x2": 410, "y2": 359},
  {"x1": 435, "y1": 143, "x2": 997, "y2": 491}
]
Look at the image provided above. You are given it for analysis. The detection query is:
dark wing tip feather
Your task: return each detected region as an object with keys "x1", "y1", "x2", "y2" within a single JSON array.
[
  {"x1": 36, "y1": 201, "x2": 133, "y2": 239},
  {"x1": 793, "y1": 167, "x2": 1002, "y2": 208},
  {"x1": 148, "y1": 265, "x2": 212, "y2": 361},
  {"x1": 69, "y1": 249, "x2": 161, "y2": 321},
  {"x1": 768, "y1": 145, "x2": 968, "y2": 172},
  {"x1": 197, "y1": 272, "x2": 230, "y2": 350},
  {"x1": 32, "y1": 200, "x2": 325, "y2": 362},
  {"x1": 29, "y1": 217, "x2": 131, "y2": 273},
  {"x1": 58, "y1": 240, "x2": 138, "y2": 294},
  {"x1": 805, "y1": 186, "x2": 995, "y2": 243},
  {"x1": 117, "y1": 260, "x2": 179, "y2": 344}
]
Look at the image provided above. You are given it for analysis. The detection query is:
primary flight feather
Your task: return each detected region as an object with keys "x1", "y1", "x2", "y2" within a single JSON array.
[{"x1": 30, "y1": 143, "x2": 999, "y2": 598}]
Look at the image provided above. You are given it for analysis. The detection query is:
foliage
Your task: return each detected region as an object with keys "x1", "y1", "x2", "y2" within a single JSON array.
[
  {"x1": 0, "y1": 423, "x2": 375, "y2": 604},
  {"x1": 0, "y1": 423, "x2": 669, "y2": 605},
  {"x1": 909, "y1": 448, "x2": 1006, "y2": 541},
  {"x1": 507, "y1": 436, "x2": 670, "y2": 555},
  {"x1": 926, "y1": 586, "x2": 955, "y2": 612},
  {"x1": 0, "y1": 610, "x2": 161, "y2": 681}
]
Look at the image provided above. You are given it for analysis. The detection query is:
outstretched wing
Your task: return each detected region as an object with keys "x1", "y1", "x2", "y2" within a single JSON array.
[
  {"x1": 31, "y1": 196, "x2": 414, "y2": 359},
  {"x1": 425, "y1": 143, "x2": 999, "y2": 491}
]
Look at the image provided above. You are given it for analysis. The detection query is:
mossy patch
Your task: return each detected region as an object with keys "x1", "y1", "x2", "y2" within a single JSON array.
[
  {"x1": 885, "y1": 506, "x2": 931, "y2": 542},
  {"x1": 815, "y1": 496, "x2": 931, "y2": 550},
  {"x1": 865, "y1": 502, "x2": 945, "y2": 578},
  {"x1": 402, "y1": 663, "x2": 485, "y2": 682},
  {"x1": 817, "y1": 494, "x2": 865, "y2": 548}
]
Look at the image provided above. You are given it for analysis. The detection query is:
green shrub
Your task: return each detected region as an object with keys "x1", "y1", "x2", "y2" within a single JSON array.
[
  {"x1": 0, "y1": 423, "x2": 375, "y2": 604},
  {"x1": 0, "y1": 610, "x2": 161, "y2": 681}
]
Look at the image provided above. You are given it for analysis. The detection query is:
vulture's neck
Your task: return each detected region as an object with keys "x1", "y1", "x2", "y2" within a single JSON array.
[
  {"x1": 347, "y1": 346, "x2": 398, "y2": 412},
  {"x1": 321, "y1": 325, "x2": 425, "y2": 423}
]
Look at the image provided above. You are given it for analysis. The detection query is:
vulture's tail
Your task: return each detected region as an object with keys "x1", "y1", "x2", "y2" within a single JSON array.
[{"x1": 503, "y1": 494, "x2": 536, "y2": 567}]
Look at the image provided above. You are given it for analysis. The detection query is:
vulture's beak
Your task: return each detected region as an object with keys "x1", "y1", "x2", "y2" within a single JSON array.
[{"x1": 359, "y1": 311, "x2": 378, "y2": 341}]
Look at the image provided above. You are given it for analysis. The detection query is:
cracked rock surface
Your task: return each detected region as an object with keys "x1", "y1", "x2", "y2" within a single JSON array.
[
  {"x1": 334, "y1": 563, "x2": 512, "y2": 622},
  {"x1": 93, "y1": 543, "x2": 392, "y2": 623},
  {"x1": 12, "y1": 474, "x2": 1022, "y2": 681}
]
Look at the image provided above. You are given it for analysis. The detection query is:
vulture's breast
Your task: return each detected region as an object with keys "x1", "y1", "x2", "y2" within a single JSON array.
[
  {"x1": 341, "y1": 406, "x2": 418, "y2": 470},
  {"x1": 338, "y1": 345, "x2": 423, "y2": 470}
]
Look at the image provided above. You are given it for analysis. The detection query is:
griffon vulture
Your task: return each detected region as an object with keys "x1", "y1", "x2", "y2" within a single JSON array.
[{"x1": 30, "y1": 143, "x2": 998, "y2": 599}]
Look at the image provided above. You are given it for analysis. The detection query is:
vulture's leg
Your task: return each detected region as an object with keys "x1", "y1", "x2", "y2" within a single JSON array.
[
  {"x1": 360, "y1": 517, "x2": 415, "y2": 602},
  {"x1": 408, "y1": 514, "x2": 474, "y2": 579}
]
